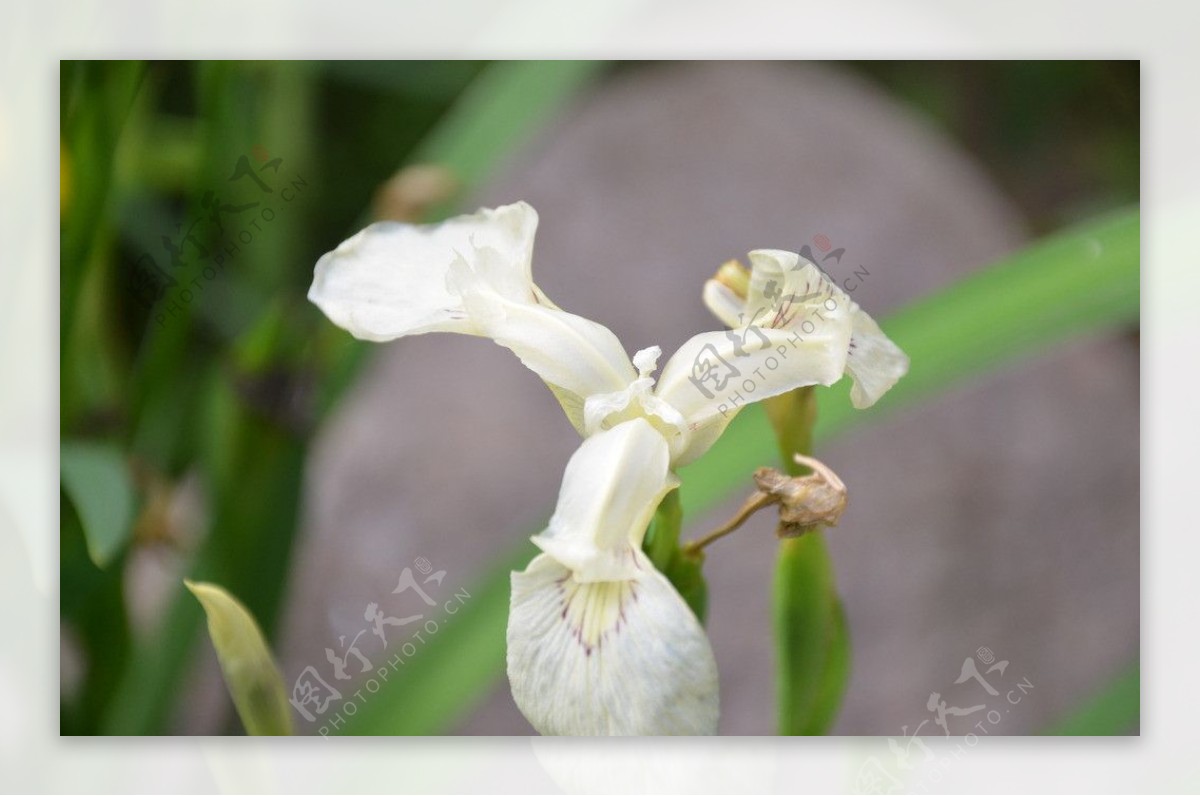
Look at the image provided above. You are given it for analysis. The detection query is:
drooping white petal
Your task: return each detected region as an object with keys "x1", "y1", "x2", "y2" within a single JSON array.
[
  {"x1": 655, "y1": 323, "x2": 851, "y2": 466},
  {"x1": 509, "y1": 417, "x2": 715, "y2": 735},
  {"x1": 846, "y1": 308, "x2": 910, "y2": 408},
  {"x1": 531, "y1": 418, "x2": 678, "y2": 582},
  {"x1": 507, "y1": 551, "x2": 719, "y2": 736},
  {"x1": 308, "y1": 202, "x2": 539, "y2": 341},
  {"x1": 467, "y1": 296, "x2": 638, "y2": 434},
  {"x1": 309, "y1": 202, "x2": 637, "y2": 433}
]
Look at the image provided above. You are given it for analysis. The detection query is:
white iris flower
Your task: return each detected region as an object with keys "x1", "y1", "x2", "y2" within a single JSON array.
[{"x1": 308, "y1": 201, "x2": 908, "y2": 735}]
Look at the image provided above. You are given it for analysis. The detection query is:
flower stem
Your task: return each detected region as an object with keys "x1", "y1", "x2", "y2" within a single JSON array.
[
  {"x1": 766, "y1": 386, "x2": 852, "y2": 735},
  {"x1": 764, "y1": 386, "x2": 818, "y2": 476},
  {"x1": 683, "y1": 491, "x2": 773, "y2": 557}
]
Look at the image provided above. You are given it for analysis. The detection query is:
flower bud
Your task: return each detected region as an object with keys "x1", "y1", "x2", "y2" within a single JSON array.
[{"x1": 713, "y1": 258, "x2": 750, "y2": 300}]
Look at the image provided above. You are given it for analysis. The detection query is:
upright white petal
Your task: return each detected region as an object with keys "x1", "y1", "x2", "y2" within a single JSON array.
[
  {"x1": 308, "y1": 202, "x2": 538, "y2": 340},
  {"x1": 532, "y1": 419, "x2": 678, "y2": 582},
  {"x1": 508, "y1": 551, "x2": 718, "y2": 736},
  {"x1": 308, "y1": 202, "x2": 636, "y2": 433}
]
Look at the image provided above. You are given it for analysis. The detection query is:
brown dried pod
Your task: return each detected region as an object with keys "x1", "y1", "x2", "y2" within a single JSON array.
[
  {"x1": 752, "y1": 453, "x2": 847, "y2": 537},
  {"x1": 684, "y1": 452, "x2": 848, "y2": 556}
]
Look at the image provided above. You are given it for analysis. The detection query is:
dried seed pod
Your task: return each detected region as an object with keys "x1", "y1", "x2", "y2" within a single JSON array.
[
  {"x1": 684, "y1": 453, "x2": 849, "y2": 555},
  {"x1": 752, "y1": 453, "x2": 847, "y2": 537}
]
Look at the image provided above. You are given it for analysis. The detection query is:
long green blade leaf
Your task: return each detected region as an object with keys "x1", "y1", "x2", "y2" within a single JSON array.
[{"x1": 1044, "y1": 663, "x2": 1139, "y2": 735}]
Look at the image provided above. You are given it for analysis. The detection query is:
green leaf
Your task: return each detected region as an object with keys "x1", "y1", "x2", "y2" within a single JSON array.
[
  {"x1": 185, "y1": 580, "x2": 293, "y2": 736},
  {"x1": 341, "y1": 207, "x2": 1138, "y2": 734},
  {"x1": 1044, "y1": 663, "x2": 1139, "y2": 735},
  {"x1": 642, "y1": 490, "x2": 708, "y2": 622},
  {"x1": 643, "y1": 488, "x2": 683, "y2": 570},
  {"x1": 60, "y1": 441, "x2": 136, "y2": 568},
  {"x1": 662, "y1": 552, "x2": 709, "y2": 624}
]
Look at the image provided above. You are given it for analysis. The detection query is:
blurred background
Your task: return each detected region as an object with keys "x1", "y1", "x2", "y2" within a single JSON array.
[{"x1": 59, "y1": 60, "x2": 1139, "y2": 736}]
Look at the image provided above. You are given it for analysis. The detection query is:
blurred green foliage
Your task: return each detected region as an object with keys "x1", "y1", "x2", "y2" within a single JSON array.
[
  {"x1": 60, "y1": 61, "x2": 1138, "y2": 736},
  {"x1": 60, "y1": 60, "x2": 600, "y2": 735},
  {"x1": 60, "y1": 441, "x2": 135, "y2": 568},
  {"x1": 851, "y1": 61, "x2": 1139, "y2": 233}
]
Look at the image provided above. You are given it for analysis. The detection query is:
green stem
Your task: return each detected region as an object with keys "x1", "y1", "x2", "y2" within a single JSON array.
[
  {"x1": 764, "y1": 386, "x2": 817, "y2": 474},
  {"x1": 766, "y1": 386, "x2": 851, "y2": 735}
]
